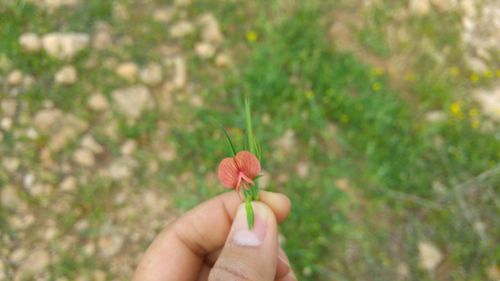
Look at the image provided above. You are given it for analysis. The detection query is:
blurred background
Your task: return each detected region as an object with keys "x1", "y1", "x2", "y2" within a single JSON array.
[{"x1": 1, "y1": 0, "x2": 499, "y2": 280}]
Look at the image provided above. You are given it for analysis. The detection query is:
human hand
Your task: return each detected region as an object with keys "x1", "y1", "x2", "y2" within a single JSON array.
[{"x1": 133, "y1": 191, "x2": 297, "y2": 281}]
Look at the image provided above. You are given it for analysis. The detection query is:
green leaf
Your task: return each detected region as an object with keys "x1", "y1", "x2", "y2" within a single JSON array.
[
  {"x1": 245, "y1": 197, "x2": 254, "y2": 229},
  {"x1": 222, "y1": 127, "x2": 237, "y2": 156}
]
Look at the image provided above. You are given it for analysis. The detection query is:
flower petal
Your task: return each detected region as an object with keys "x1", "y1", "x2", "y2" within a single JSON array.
[
  {"x1": 234, "y1": 151, "x2": 261, "y2": 179},
  {"x1": 217, "y1": 157, "x2": 239, "y2": 188}
]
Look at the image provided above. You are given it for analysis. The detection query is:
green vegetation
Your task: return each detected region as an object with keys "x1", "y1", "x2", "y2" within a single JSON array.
[{"x1": 1, "y1": 0, "x2": 498, "y2": 280}]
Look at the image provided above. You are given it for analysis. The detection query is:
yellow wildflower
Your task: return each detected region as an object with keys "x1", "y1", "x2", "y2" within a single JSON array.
[
  {"x1": 484, "y1": 70, "x2": 493, "y2": 78},
  {"x1": 469, "y1": 108, "x2": 478, "y2": 117},
  {"x1": 246, "y1": 31, "x2": 258, "y2": 42},
  {"x1": 449, "y1": 67, "x2": 460, "y2": 76},
  {"x1": 470, "y1": 73, "x2": 480, "y2": 83},
  {"x1": 372, "y1": 82, "x2": 382, "y2": 92},
  {"x1": 471, "y1": 118, "x2": 479, "y2": 129},
  {"x1": 450, "y1": 102, "x2": 462, "y2": 118},
  {"x1": 371, "y1": 67, "x2": 384, "y2": 76},
  {"x1": 305, "y1": 90, "x2": 314, "y2": 100}
]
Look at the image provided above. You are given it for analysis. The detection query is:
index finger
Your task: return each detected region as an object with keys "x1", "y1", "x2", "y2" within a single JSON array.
[{"x1": 133, "y1": 191, "x2": 291, "y2": 281}]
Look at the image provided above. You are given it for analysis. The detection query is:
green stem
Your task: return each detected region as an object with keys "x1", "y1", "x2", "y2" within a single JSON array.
[{"x1": 245, "y1": 196, "x2": 254, "y2": 229}]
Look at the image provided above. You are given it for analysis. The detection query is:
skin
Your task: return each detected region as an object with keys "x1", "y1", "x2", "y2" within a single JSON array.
[{"x1": 133, "y1": 191, "x2": 297, "y2": 281}]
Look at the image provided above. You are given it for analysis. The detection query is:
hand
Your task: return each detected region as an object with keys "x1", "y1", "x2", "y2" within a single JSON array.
[{"x1": 133, "y1": 191, "x2": 297, "y2": 281}]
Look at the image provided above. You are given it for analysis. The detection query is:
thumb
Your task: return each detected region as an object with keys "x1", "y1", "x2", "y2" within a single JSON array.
[{"x1": 209, "y1": 202, "x2": 279, "y2": 281}]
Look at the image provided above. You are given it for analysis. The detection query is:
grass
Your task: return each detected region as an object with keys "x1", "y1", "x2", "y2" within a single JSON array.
[{"x1": 1, "y1": 0, "x2": 499, "y2": 280}]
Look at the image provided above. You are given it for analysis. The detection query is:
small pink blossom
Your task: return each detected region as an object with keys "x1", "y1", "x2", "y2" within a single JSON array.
[{"x1": 217, "y1": 151, "x2": 261, "y2": 191}]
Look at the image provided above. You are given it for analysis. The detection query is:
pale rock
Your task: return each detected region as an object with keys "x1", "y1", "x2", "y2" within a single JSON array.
[
  {"x1": 190, "y1": 94, "x2": 203, "y2": 108},
  {"x1": 60, "y1": 176, "x2": 77, "y2": 191},
  {"x1": 1, "y1": 117, "x2": 12, "y2": 130},
  {"x1": 397, "y1": 262, "x2": 409, "y2": 278},
  {"x1": 115, "y1": 62, "x2": 139, "y2": 81},
  {"x1": 425, "y1": 110, "x2": 446, "y2": 122},
  {"x1": 81, "y1": 134, "x2": 104, "y2": 154},
  {"x1": 98, "y1": 234, "x2": 124, "y2": 258},
  {"x1": 83, "y1": 242, "x2": 95, "y2": 256},
  {"x1": 120, "y1": 139, "x2": 137, "y2": 155},
  {"x1": 88, "y1": 93, "x2": 109, "y2": 111},
  {"x1": 215, "y1": 53, "x2": 232, "y2": 67},
  {"x1": 3, "y1": 157, "x2": 20, "y2": 172},
  {"x1": 25, "y1": 127, "x2": 39, "y2": 139},
  {"x1": 195, "y1": 42, "x2": 216, "y2": 59},
  {"x1": 54, "y1": 65, "x2": 77, "y2": 84},
  {"x1": 139, "y1": 63, "x2": 163, "y2": 85},
  {"x1": 23, "y1": 74, "x2": 36, "y2": 88},
  {"x1": 11, "y1": 248, "x2": 27, "y2": 264},
  {"x1": 1, "y1": 99, "x2": 17, "y2": 116},
  {"x1": 296, "y1": 161, "x2": 309, "y2": 179},
  {"x1": 40, "y1": 148, "x2": 55, "y2": 168},
  {"x1": 274, "y1": 129, "x2": 296, "y2": 152},
  {"x1": 112, "y1": 86, "x2": 153, "y2": 120},
  {"x1": 198, "y1": 13, "x2": 224, "y2": 44},
  {"x1": 42, "y1": 32, "x2": 89, "y2": 59},
  {"x1": 108, "y1": 157, "x2": 137, "y2": 180},
  {"x1": 94, "y1": 270, "x2": 106, "y2": 281},
  {"x1": 473, "y1": 85, "x2": 500, "y2": 121},
  {"x1": 335, "y1": 178, "x2": 351, "y2": 192},
  {"x1": 19, "y1": 33, "x2": 42, "y2": 52},
  {"x1": 430, "y1": 0, "x2": 457, "y2": 11},
  {"x1": 92, "y1": 24, "x2": 112, "y2": 49},
  {"x1": 174, "y1": 0, "x2": 190, "y2": 6},
  {"x1": 466, "y1": 57, "x2": 488, "y2": 73},
  {"x1": 153, "y1": 7, "x2": 174, "y2": 22},
  {"x1": 7, "y1": 69, "x2": 24, "y2": 85},
  {"x1": 36, "y1": 0, "x2": 79, "y2": 10},
  {"x1": 23, "y1": 101, "x2": 86, "y2": 155},
  {"x1": 44, "y1": 226, "x2": 57, "y2": 240},
  {"x1": 17, "y1": 249, "x2": 50, "y2": 276},
  {"x1": 170, "y1": 21, "x2": 194, "y2": 38},
  {"x1": 1, "y1": 185, "x2": 23, "y2": 209},
  {"x1": 23, "y1": 173, "x2": 35, "y2": 189},
  {"x1": 73, "y1": 148, "x2": 95, "y2": 167},
  {"x1": 27, "y1": 183, "x2": 52, "y2": 196},
  {"x1": 418, "y1": 241, "x2": 443, "y2": 271},
  {"x1": 173, "y1": 56, "x2": 186, "y2": 89},
  {"x1": 409, "y1": 0, "x2": 430, "y2": 15},
  {"x1": 34, "y1": 108, "x2": 63, "y2": 133}
]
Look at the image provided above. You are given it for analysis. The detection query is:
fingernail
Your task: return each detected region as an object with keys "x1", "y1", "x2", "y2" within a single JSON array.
[{"x1": 232, "y1": 203, "x2": 267, "y2": 247}]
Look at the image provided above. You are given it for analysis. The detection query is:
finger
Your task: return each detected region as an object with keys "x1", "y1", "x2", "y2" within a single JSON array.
[
  {"x1": 133, "y1": 191, "x2": 291, "y2": 281},
  {"x1": 196, "y1": 265, "x2": 210, "y2": 281},
  {"x1": 208, "y1": 202, "x2": 279, "y2": 281}
]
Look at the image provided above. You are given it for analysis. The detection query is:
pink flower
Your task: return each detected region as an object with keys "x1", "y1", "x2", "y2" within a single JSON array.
[{"x1": 217, "y1": 151, "x2": 261, "y2": 191}]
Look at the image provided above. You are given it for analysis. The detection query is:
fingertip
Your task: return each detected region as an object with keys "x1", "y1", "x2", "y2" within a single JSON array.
[{"x1": 259, "y1": 191, "x2": 291, "y2": 223}]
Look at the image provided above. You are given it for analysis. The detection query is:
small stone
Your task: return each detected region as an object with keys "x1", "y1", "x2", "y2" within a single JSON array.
[
  {"x1": 3, "y1": 157, "x2": 20, "y2": 172},
  {"x1": 139, "y1": 63, "x2": 163, "y2": 85},
  {"x1": 195, "y1": 42, "x2": 216, "y2": 59},
  {"x1": 190, "y1": 94, "x2": 203, "y2": 108},
  {"x1": 473, "y1": 86, "x2": 500, "y2": 121},
  {"x1": 198, "y1": 13, "x2": 224, "y2": 44},
  {"x1": 7, "y1": 69, "x2": 23, "y2": 85},
  {"x1": 1, "y1": 117, "x2": 12, "y2": 130},
  {"x1": 1, "y1": 99, "x2": 17, "y2": 116},
  {"x1": 409, "y1": 0, "x2": 430, "y2": 15},
  {"x1": 215, "y1": 53, "x2": 232, "y2": 67},
  {"x1": 60, "y1": 176, "x2": 77, "y2": 191},
  {"x1": 173, "y1": 56, "x2": 186, "y2": 89},
  {"x1": 34, "y1": 108, "x2": 63, "y2": 133},
  {"x1": 296, "y1": 161, "x2": 309, "y2": 179},
  {"x1": 98, "y1": 234, "x2": 124, "y2": 258},
  {"x1": 1, "y1": 185, "x2": 23, "y2": 209},
  {"x1": 19, "y1": 33, "x2": 42, "y2": 52},
  {"x1": 112, "y1": 86, "x2": 153, "y2": 120},
  {"x1": 42, "y1": 32, "x2": 89, "y2": 60},
  {"x1": 88, "y1": 93, "x2": 109, "y2": 111},
  {"x1": 120, "y1": 139, "x2": 137, "y2": 155},
  {"x1": 81, "y1": 134, "x2": 104, "y2": 154},
  {"x1": 430, "y1": 0, "x2": 457, "y2": 11},
  {"x1": 115, "y1": 62, "x2": 139, "y2": 81},
  {"x1": 92, "y1": 24, "x2": 112, "y2": 49},
  {"x1": 11, "y1": 248, "x2": 27, "y2": 264},
  {"x1": 425, "y1": 110, "x2": 446, "y2": 122},
  {"x1": 153, "y1": 7, "x2": 174, "y2": 22},
  {"x1": 418, "y1": 241, "x2": 443, "y2": 271},
  {"x1": 94, "y1": 270, "x2": 106, "y2": 281},
  {"x1": 17, "y1": 249, "x2": 50, "y2": 276},
  {"x1": 73, "y1": 148, "x2": 95, "y2": 167},
  {"x1": 108, "y1": 157, "x2": 137, "y2": 180},
  {"x1": 23, "y1": 173, "x2": 35, "y2": 189},
  {"x1": 170, "y1": 21, "x2": 194, "y2": 38},
  {"x1": 335, "y1": 178, "x2": 351, "y2": 192},
  {"x1": 37, "y1": 0, "x2": 79, "y2": 10},
  {"x1": 54, "y1": 65, "x2": 77, "y2": 85}
]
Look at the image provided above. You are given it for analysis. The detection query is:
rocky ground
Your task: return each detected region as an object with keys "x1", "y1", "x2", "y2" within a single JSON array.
[{"x1": 0, "y1": 0, "x2": 499, "y2": 280}]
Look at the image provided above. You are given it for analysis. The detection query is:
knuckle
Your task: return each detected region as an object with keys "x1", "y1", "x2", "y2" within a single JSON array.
[{"x1": 209, "y1": 262, "x2": 259, "y2": 281}]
